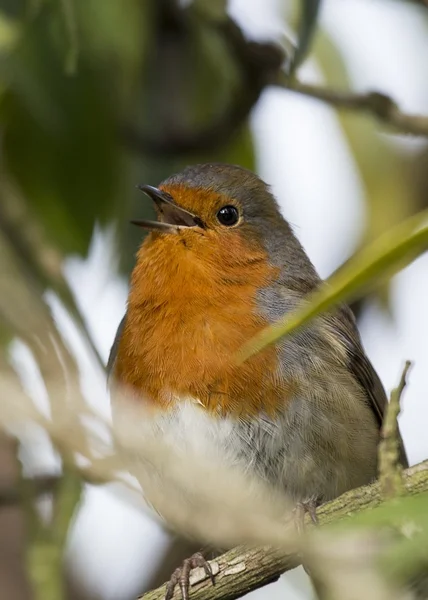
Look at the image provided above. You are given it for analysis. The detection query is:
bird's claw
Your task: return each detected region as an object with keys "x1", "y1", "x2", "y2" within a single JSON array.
[
  {"x1": 293, "y1": 500, "x2": 319, "y2": 579},
  {"x1": 294, "y1": 499, "x2": 319, "y2": 534},
  {"x1": 164, "y1": 552, "x2": 215, "y2": 600}
]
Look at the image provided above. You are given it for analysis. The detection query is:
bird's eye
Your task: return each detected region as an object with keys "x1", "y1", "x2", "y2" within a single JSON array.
[{"x1": 216, "y1": 205, "x2": 239, "y2": 227}]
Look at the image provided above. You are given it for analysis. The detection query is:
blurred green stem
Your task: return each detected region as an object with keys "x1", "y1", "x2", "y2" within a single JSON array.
[
  {"x1": 28, "y1": 543, "x2": 65, "y2": 600},
  {"x1": 24, "y1": 465, "x2": 82, "y2": 600}
]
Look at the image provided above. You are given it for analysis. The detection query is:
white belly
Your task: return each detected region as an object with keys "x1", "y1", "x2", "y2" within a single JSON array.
[
  {"x1": 148, "y1": 399, "x2": 246, "y2": 469},
  {"x1": 115, "y1": 388, "x2": 378, "y2": 534},
  {"x1": 119, "y1": 398, "x2": 293, "y2": 549}
]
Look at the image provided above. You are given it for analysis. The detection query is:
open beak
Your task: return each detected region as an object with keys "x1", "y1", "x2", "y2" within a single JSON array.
[{"x1": 131, "y1": 185, "x2": 203, "y2": 232}]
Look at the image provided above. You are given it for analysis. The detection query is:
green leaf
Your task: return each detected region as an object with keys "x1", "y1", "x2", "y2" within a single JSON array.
[{"x1": 237, "y1": 208, "x2": 428, "y2": 362}]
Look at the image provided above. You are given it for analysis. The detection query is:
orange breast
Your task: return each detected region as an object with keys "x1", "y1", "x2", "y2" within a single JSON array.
[{"x1": 114, "y1": 228, "x2": 291, "y2": 417}]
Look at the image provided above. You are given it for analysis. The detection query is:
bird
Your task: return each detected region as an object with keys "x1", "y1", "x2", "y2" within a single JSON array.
[{"x1": 107, "y1": 163, "x2": 408, "y2": 600}]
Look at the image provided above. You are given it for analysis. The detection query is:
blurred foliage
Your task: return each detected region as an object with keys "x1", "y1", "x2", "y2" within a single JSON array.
[
  {"x1": 0, "y1": 1, "x2": 426, "y2": 353},
  {"x1": 288, "y1": 0, "x2": 322, "y2": 73},
  {"x1": 0, "y1": 0, "x2": 423, "y2": 304},
  {"x1": 0, "y1": 0, "x2": 426, "y2": 372},
  {"x1": 0, "y1": 1, "x2": 428, "y2": 599},
  {"x1": 1, "y1": 2, "x2": 125, "y2": 256},
  {"x1": 0, "y1": 0, "x2": 271, "y2": 281}
]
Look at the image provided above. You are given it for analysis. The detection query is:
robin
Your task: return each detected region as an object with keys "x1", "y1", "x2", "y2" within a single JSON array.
[{"x1": 107, "y1": 163, "x2": 408, "y2": 599}]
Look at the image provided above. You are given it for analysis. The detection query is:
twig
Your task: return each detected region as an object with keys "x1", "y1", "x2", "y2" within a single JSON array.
[
  {"x1": 0, "y1": 475, "x2": 60, "y2": 507},
  {"x1": 276, "y1": 74, "x2": 428, "y2": 137},
  {"x1": 125, "y1": 8, "x2": 428, "y2": 157},
  {"x1": 123, "y1": 14, "x2": 284, "y2": 156},
  {"x1": 405, "y1": 0, "x2": 428, "y2": 7},
  {"x1": 0, "y1": 177, "x2": 106, "y2": 373},
  {"x1": 378, "y1": 361, "x2": 412, "y2": 498},
  {"x1": 139, "y1": 459, "x2": 428, "y2": 600}
]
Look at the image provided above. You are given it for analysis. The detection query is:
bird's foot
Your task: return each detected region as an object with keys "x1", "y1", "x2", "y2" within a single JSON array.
[
  {"x1": 293, "y1": 499, "x2": 319, "y2": 579},
  {"x1": 165, "y1": 552, "x2": 215, "y2": 600},
  {"x1": 293, "y1": 499, "x2": 319, "y2": 534}
]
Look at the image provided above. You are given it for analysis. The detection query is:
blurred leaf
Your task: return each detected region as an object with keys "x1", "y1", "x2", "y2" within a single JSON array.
[
  {"x1": 289, "y1": 0, "x2": 322, "y2": 73},
  {"x1": 0, "y1": 319, "x2": 13, "y2": 349},
  {"x1": 238, "y1": 208, "x2": 428, "y2": 361},
  {"x1": 58, "y1": 0, "x2": 78, "y2": 74},
  {"x1": 327, "y1": 491, "x2": 428, "y2": 532},
  {"x1": 0, "y1": 10, "x2": 21, "y2": 52},
  {"x1": 0, "y1": 0, "x2": 26, "y2": 19},
  {"x1": 188, "y1": 13, "x2": 242, "y2": 129},
  {"x1": 131, "y1": 4, "x2": 243, "y2": 146},
  {"x1": 0, "y1": 173, "x2": 106, "y2": 368},
  {"x1": 313, "y1": 29, "x2": 419, "y2": 314},
  {"x1": 321, "y1": 490, "x2": 428, "y2": 589},
  {"x1": 314, "y1": 31, "x2": 416, "y2": 237},
  {"x1": 404, "y1": 145, "x2": 428, "y2": 213},
  {"x1": 216, "y1": 123, "x2": 255, "y2": 168},
  {"x1": 74, "y1": 0, "x2": 147, "y2": 97},
  {"x1": 192, "y1": 0, "x2": 228, "y2": 22},
  {"x1": 0, "y1": 4, "x2": 123, "y2": 257}
]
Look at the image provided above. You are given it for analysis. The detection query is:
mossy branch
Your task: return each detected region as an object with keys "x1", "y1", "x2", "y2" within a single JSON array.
[{"x1": 139, "y1": 460, "x2": 428, "y2": 600}]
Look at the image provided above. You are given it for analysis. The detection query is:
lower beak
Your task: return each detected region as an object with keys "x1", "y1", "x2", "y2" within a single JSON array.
[{"x1": 131, "y1": 185, "x2": 203, "y2": 232}]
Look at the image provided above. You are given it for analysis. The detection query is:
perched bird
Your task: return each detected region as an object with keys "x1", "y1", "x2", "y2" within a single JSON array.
[{"x1": 108, "y1": 163, "x2": 408, "y2": 599}]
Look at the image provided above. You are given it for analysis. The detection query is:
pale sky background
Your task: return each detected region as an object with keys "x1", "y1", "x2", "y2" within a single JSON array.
[{"x1": 9, "y1": 1, "x2": 428, "y2": 599}]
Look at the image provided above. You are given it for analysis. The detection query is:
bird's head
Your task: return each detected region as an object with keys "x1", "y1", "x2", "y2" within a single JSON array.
[{"x1": 132, "y1": 163, "x2": 317, "y2": 292}]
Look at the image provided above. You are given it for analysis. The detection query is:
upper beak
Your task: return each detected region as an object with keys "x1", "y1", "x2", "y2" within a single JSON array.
[{"x1": 131, "y1": 185, "x2": 203, "y2": 232}]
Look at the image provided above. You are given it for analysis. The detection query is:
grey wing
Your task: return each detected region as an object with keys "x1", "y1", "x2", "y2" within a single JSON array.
[
  {"x1": 333, "y1": 305, "x2": 409, "y2": 468},
  {"x1": 106, "y1": 313, "x2": 127, "y2": 380}
]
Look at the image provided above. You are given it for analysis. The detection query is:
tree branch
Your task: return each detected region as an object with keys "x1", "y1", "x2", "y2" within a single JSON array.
[
  {"x1": 378, "y1": 360, "x2": 411, "y2": 498},
  {"x1": 125, "y1": 7, "x2": 428, "y2": 158},
  {"x1": 405, "y1": 0, "x2": 428, "y2": 7},
  {"x1": 139, "y1": 459, "x2": 428, "y2": 600},
  {"x1": 276, "y1": 75, "x2": 428, "y2": 137},
  {"x1": 123, "y1": 16, "x2": 283, "y2": 156}
]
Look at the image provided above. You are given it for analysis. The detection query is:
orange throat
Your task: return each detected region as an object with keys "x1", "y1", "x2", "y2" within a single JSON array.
[{"x1": 114, "y1": 229, "x2": 285, "y2": 417}]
